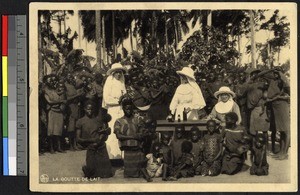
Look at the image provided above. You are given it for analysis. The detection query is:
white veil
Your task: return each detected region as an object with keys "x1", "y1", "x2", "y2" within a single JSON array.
[
  {"x1": 102, "y1": 73, "x2": 126, "y2": 109},
  {"x1": 187, "y1": 77, "x2": 206, "y2": 110}
]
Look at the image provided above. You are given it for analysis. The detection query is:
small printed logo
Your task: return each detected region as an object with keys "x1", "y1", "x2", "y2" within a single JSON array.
[{"x1": 40, "y1": 174, "x2": 49, "y2": 183}]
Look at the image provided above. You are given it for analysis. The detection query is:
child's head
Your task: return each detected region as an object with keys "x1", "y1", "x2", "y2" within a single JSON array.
[
  {"x1": 181, "y1": 140, "x2": 193, "y2": 154},
  {"x1": 175, "y1": 125, "x2": 185, "y2": 139},
  {"x1": 190, "y1": 126, "x2": 200, "y2": 142},
  {"x1": 145, "y1": 118, "x2": 157, "y2": 132},
  {"x1": 161, "y1": 132, "x2": 172, "y2": 146},
  {"x1": 206, "y1": 120, "x2": 217, "y2": 134},
  {"x1": 151, "y1": 142, "x2": 163, "y2": 158},
  {"x1": 84, "y1": 100, "x2": 95, "y2": 117},
  {"x1": 102, "y1": 113, "x2": 112, "y2": 127},
  {"x1": 225, "y1": 112, "x2": 238, "y2": 129},
  {"x1": 255, "y1": 134, "x2": 266, "y2": 149},
  {"x1": 120, "y1": 95, "x2": 134, "y2": 117}
]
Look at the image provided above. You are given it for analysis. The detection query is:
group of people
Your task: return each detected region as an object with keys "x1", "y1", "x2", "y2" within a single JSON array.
[{"x1": 39, "y1": 61, "x2": 290, "y2": 181}]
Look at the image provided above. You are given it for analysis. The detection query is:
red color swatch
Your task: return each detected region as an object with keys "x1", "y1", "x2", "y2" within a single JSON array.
[{"x1": 2, "y1": 15, "x2": 8, "y2": 56}]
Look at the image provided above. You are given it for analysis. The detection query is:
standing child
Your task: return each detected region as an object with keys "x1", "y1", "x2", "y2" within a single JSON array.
[
  {"x1": 250, "y1": 134, "x2": 269, "y2": 176},
  {"x1": 170, "y1": 125, "x2": 187, "y2": 165},
  {"x1": 76, "y1": 101, "x2": 113, "y2": 178},
  {"x1": 189, "y1": 126, "x2": 204, "y2": 175},
  {"x1": 160, "y1": 132, "x2": 174, "y2": 181},
  {"x1": 201, "y1": 120, "x2": 223, "y2": 176},
  {"x1": 221, "y1": 112, "x2": 249, "y2": 175}
]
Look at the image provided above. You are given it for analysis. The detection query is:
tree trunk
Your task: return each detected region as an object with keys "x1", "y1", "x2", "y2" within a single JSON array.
[
  {"x1": 267, "y1": 41, "x2": 271, "y2": 68},
  {"x1": 250, "y1": 10, "x2": 256, "y2": 69},
  {"x1": 277, "y1": 47, "x2": 280, "y2": 65},
  {"x1": 207, "y1": 11, "x2": 212, "y2": 27},
  {"x1": 78, "y1": 11, "x2": 81, "y2": 48},
  {"x1": 130, "y1": 24, "x2": 133, "y2": 52},
  {"x1": 96, "y1": 10, "x2": 102, "y2": 70},
  {"x1": 237, "y1": 34, "x2": 242, "y2": 66},
  {"x1": 112, "y1": 11, "x2": 116, "y2": 61},
  {"x1": 102, "y1": 16, "x2": 106, "y2": 65},
  {"x1": 164, "y1": 14, "x2": 168, "y2": 54},
  {"x1": 38, "y1": 15, "x2": 43, "y2": 82},
  {"x1": 151, "y1": 11, "x2": 157, "y2": 53},
  {"x1": 63, "y1": 11, "x2": 66, "y2": 34},
  {"x1": 174, "y1": 19, "x2": 178, "y2": 51}
]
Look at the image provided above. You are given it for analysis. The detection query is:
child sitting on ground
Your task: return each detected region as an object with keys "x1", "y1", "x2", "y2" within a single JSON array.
[
  {"x1": 201, "y1": 120, "x2": 223, "y2": 176},
  {"x1": 221, "y1": 112, "x2": 249, "y2": 175},
  {"x1": 145, "y1": 142, "x2": 164, "y2": 178},
  {"x1": 168, "y1": 140, "x2": 195, "y2": 181},
  {"x1": 189, "y1": 126, "x2": 204, "y2": 175},
  {"x1": 250, "y1": 134, "x2": 269, "y2": 176},
  {"x1": 170, "y1": 125, "x2": 187, "y2": 165}
]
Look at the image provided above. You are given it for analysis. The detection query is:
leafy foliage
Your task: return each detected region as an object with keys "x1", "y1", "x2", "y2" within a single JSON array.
[{"x1": 179, "y1": 28, "x2": 239, "y2": 69}]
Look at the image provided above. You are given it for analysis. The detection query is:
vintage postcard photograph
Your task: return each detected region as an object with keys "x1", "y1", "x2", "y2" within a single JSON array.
[{"x1": 29, "y1": 2, "x2": 297, "y2": 192}]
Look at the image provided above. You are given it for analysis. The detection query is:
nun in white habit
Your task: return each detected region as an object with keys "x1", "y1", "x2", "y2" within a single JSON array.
[
  {"x1": 169, "y1": 66, "x2": 206, "y2": 120},
  {"x1": 102, "y1": 63, "x2": 127, "y2": 159}
]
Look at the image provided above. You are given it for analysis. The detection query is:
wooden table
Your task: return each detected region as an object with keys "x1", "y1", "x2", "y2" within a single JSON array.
[{"x1": 156, "y1": 120, "x2": 212, "y2": 139}]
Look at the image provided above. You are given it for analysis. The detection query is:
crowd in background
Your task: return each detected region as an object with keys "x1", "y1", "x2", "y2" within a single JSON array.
[{"x1": 38, "y1": 58, "x2": 290, "y2": 181}]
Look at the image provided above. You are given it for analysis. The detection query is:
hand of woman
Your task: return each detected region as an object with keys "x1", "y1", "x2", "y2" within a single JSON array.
[{"x1": 185, "y1": 107, "x2": 191, "y2": 113}]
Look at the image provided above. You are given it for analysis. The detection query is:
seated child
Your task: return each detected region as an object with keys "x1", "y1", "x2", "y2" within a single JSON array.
[
  {"x1": 146, "y1": 142, "x2": 164, "y2": 178},
  {"x1": 201, "y1": 120, "x2": 223, "y2": 176},
  {"x1": 170, "y1": 125, "x2": 187, "y2": 165},
  {"x1": 168, "y1": 140, "x2": 195, "y2": 181},
  {"x1": 250, "y1": 134, "x2": 269, "y2": 176},
  {"x1": 189, "y1": 126, "x2": 205, "y2": 175},
  {"x1": 160, "y1": 132, "x2": 174, "y2": 181},
  {"x1": 76, "y1": 100, "x2": 113, "y2": 178},
  {"x1": 221, "y1": 112, "x2": 249, "y2": 175}
]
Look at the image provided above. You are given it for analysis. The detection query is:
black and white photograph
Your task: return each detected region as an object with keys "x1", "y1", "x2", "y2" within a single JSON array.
[{"x1": 29, "y1": 2, "x2": 297, "y2": 192}]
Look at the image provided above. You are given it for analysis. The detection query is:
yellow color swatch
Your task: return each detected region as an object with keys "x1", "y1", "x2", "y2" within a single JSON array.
[{"x1": 2, "y1": 56, "x2": 8, "y2": 96}]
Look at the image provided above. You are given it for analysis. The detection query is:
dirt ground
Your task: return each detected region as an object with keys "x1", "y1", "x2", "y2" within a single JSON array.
[{"x1": 39, "y1": 144, "x2": 290, "y2": 184}]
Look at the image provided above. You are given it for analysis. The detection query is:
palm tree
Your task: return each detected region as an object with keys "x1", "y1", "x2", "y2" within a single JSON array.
[
  {"x1": 95, "y1": 10, "x2": 102, "y2": 70},
  {"x1": 249, "y1": 10, "x2": 256, "y2": 68}
]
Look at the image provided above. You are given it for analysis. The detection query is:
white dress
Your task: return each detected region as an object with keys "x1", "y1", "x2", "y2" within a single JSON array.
[
  {"x1": 102, "y1": 76, "x2": 126, "y2": 159},
  {"x1": 170, "y1": 83, "x2": 206, "y2": 120}
]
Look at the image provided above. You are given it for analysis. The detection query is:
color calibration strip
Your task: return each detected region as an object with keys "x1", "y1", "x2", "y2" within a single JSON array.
[
  {"x1": 2, "y1": 15, "x2": 9, "y2": 176},
  {"x1": 2, "y1": 15, "x2": 27, "y2": 176}
]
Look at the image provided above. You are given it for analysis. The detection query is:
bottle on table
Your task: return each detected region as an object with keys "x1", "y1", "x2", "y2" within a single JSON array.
[
  {"x1": 183, "y1": 108, "x2": 187, "y2": 121},
  {"x1": 177, "y1": 114, "x2": 181, "y2": 122}
]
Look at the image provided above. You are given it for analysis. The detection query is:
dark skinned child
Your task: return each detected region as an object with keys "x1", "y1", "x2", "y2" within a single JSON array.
[
  {"x1": 76, "y1": 100, "x2": 113, "y2": 178},
  {"x1": 189, "y1": 126, "x2": 205, "y2": 175},
  {"x1": 170, "y1": 125, "x2": 187, "y2": 165},
  {"x1": 221, "y1": 112, "x2": 249, "y2": 175},
  {"x1": 160, "y1": 132, "x2": 174, "y2": 181},
  {"x1": 250, "y1": 134, "x2": 269, "y2": 176},
  {"x1": 201, "y1": 120, "x2": 223, "y2": 176},
  {"x1": 168, "y1": 140, "x2": 195, "y2": 181},
  {"x1": 145, "y1": 142, "x2": 164, "y2": 178}
]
